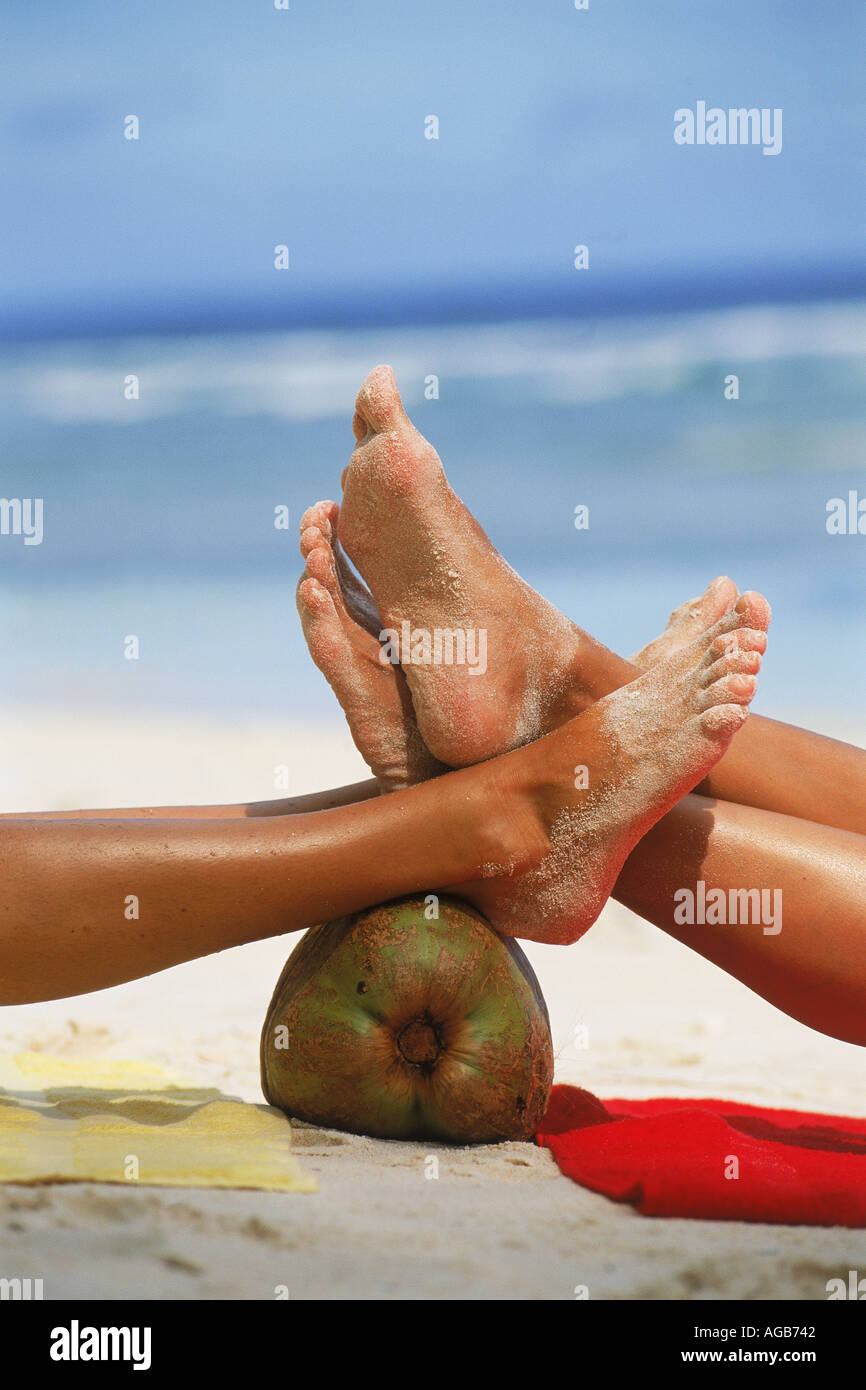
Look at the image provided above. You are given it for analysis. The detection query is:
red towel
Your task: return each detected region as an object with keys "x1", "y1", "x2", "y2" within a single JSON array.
[{"x1": 537, "y1": 1085, "x2": 866, "y2": 1227}]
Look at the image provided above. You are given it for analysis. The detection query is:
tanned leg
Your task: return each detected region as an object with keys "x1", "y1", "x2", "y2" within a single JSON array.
[
  {"x1": 613, "y1": 794, "x2": 866, "y2": 1046},
  {"x1": 1, "y1": 593, "x2": 768, "y2": 1003},
  {"x1": 0, "y1": 765, "x2": 540, "y2": 1005},
  {"x1": 0, "y1": 781, "x2": 382, "y2": 822}
]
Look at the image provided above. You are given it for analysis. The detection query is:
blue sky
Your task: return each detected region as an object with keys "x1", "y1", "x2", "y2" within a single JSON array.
[{"x1": 2, "y1": 0, "x2": 863, "y2": 335}]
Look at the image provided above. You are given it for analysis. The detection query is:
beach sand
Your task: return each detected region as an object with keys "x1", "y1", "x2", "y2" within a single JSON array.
[{"x1": 2, "y1": 705, "x2": 865, "y2": 1301}]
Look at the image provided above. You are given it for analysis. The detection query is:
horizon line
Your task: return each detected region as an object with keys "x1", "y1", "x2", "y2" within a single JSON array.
[{"x1": 2, "y1": 260, "x2": 864, "y2": 344}]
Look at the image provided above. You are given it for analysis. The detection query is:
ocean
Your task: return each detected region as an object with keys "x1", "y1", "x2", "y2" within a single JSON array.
[{"x1": 1, "y1": 299, "x2": 864, "y2": 729}]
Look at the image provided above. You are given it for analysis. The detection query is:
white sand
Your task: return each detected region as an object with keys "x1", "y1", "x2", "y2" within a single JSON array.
[{"x1": 2, "y1": 705, "x2": 865, "y2": 1300}]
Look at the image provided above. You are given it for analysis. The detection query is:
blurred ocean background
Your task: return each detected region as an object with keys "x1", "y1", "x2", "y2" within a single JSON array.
[
  {"x1": 2, "y1": 301, "x2": 865, "y2": 727},
  {"x1": 1, "y1": 1, "x2": 864, "y2": 738}
]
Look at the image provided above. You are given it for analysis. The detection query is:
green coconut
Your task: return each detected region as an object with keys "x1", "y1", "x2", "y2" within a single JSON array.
[{"x1": 260, "y1": 894, "x2": 553, "y2": 1144}]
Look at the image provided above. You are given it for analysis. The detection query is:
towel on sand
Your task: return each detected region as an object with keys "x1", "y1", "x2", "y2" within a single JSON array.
[
  {"x1": 538, "y1": 1085, "x2": 866, "y2": 1227},
  {"x1": 0, "y1": 1053, "x2": 315, "y2": 1193}
]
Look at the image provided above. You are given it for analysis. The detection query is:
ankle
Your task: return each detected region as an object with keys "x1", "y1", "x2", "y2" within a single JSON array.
[
  {"x1": 459, "y1": 758, "x2": 552, "y2": 885},
  {"x1": 555, "y1": 637, "x2": 637, "y2": 717}
]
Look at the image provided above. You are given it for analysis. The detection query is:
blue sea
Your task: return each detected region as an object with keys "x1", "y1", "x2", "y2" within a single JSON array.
[{"x1": 1, "y1": 300, "x2": 865, "y2": 728}]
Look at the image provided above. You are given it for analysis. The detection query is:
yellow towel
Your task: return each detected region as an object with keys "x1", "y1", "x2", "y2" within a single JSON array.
[{"x1": 0, "y1": 1053, "x2": 315, "y2": 1193}]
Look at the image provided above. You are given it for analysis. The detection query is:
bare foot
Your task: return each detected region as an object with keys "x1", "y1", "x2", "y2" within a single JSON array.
[
  {"x1": 299, "y1": 500, "x2": 381, "y2": 638},
  {"x1": 296, "y1": 516, "x2": 446, "y2": 792},
  {"x1": 459, "y1": 592, "x2": 771, "y2": 945},
  {"x1": 630, "y1": 576, "x2": 738, "y2": 668},
  {"x1": 296, "y1": 497, "x2": 770, "y2": 947},
  {"x1": 337, "y1": 365, "x2": 626, "y2": 767}
]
